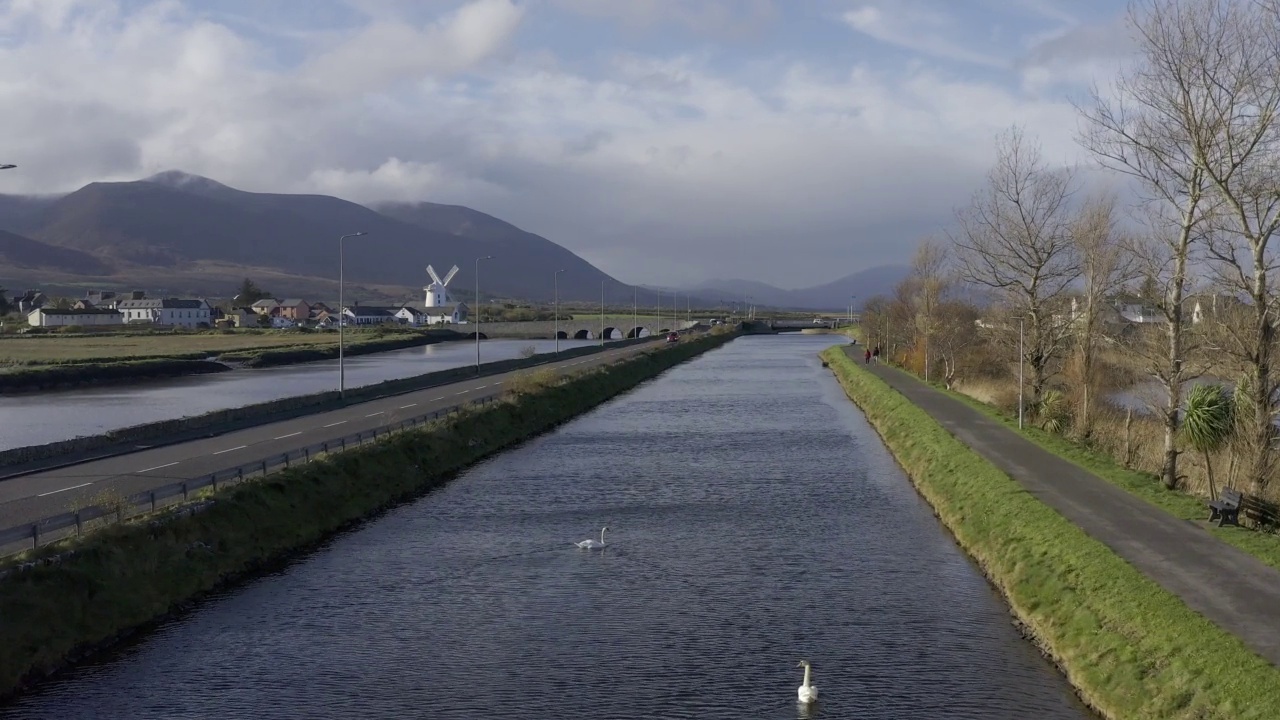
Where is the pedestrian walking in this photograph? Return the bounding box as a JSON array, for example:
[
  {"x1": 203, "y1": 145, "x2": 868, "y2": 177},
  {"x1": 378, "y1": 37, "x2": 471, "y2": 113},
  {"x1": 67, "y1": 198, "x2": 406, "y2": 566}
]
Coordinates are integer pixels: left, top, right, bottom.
[
  {"x1": 872, "y1": 346, "x2": 880, "y2": 364},
  {"x1": 865, "y1": 348, "x2": 871, "y2": 364}
]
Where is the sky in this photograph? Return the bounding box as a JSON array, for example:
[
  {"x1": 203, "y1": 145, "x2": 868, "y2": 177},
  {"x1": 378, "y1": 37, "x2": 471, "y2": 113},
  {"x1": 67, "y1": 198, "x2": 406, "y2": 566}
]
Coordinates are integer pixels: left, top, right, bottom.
[{"x1": 0, "y1": 0, "x2": 1137, "y2": 289}]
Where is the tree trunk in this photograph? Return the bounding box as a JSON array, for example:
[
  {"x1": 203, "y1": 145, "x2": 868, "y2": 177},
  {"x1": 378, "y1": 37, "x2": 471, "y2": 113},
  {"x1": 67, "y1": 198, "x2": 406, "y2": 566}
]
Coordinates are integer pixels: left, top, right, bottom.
[{"x1": 1203, "y1": 448, "x2": 1218, "y2": 502}]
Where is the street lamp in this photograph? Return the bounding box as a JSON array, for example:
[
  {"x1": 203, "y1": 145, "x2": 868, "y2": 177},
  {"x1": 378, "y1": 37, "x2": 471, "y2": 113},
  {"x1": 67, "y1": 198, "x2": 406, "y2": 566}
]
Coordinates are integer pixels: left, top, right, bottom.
[
  {"x1": 337, "y1": 231, "x2": 368, "y2": 399},
  {"x1": 633, "y1": 285, "x2": 638, "y2": 341},
  {"x1": 600, "y1": 279, "x2": 606, "y2": 346},
  {"x1": 1012, "y1": 315, "x2": 1025, "y2": 429},
  {"x1": 849, "y1": 295, "x2": 857, "y2": 327},
  {"x1": 475, "y1": 255, "x2": 494, "y2": 372},
  {"x1": 554, "y1": 269, "x2": 565, "y2": 353}
]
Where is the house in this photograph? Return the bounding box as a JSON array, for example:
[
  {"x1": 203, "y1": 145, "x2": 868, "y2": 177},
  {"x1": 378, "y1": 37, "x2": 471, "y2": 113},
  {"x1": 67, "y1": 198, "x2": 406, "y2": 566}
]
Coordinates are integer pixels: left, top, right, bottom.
[
  {"x1": 218, "y1": 307, "x2": 258, "y2": 328},
  {"x1": 269, "y1": 315, "x2": 296, "y2": 329},
  {"x1": 116, "y1": 298, "x2": 213, "y2": 328},
  {"x1": 15, "y1": 290, "x2": 46, "y2": 313},
  {"x1": 342, "y1": 305, "x2": 398, "y2": 326},
  {"x1": 423, "y1": 302, "x2": 469, "y2": 325},
  {"x1": 27, "y1": 307, "x2": 123, "y2": 327},
  {"x1": 84, "y1": 290, "x2": 118, "y2": 308},
  {"x1": 1111, "y1": 295, "x2": 1161, "y2": 324},
  {"x1": 275, "y1": 298, "x2": 310, "y2": 321},
  {"x1": 250, "y1": 298, "x2": 280, "y2": 316},
  {"x1": 394, "y1": 306, "x2": 426, "y2": 326}
]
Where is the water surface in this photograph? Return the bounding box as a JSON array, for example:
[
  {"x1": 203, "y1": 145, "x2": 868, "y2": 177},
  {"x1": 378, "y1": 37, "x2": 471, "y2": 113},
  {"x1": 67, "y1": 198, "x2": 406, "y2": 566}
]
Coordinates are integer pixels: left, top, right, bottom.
[{"x1": 0, "y1": 335, "x2": 1093, "y2": 719}]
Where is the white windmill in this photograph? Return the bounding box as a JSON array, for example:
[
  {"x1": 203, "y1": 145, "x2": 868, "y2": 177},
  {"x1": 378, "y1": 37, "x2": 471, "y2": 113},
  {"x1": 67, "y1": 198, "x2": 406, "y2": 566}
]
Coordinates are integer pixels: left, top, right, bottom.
[{"x1": 424, "y1": 264, "x2": 460, "y2": 307}]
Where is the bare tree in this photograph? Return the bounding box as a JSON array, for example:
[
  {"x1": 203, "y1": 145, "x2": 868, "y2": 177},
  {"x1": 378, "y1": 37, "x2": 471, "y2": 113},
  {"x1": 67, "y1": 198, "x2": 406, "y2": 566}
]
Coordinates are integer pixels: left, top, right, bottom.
[
  {"x1": 1070, "y1": 194, "x2": 1138, "y2": 439},
  {"x1": 909, "y1": 238, "x2": 952, "y2": 382},
  {"x1": 933, "y1": 300, "x2": 981, "y2": 389},
  {"x1": 1074, "y1": 0, "x2": 1220, "y2": 489},
  {"x1": 1189, "y1": 0, "x2": 1280, "y2": 493},
  {"x1": 951, "y1": 125, "x2": 1081, "y2": 408}
]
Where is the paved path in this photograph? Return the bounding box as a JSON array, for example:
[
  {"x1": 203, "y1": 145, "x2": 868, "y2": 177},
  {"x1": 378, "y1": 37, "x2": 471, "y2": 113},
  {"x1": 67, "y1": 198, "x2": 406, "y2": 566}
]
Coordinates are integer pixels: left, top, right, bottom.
[
  {"x1": 0, "y1": 338, "x2": 676, "y2": 534},
  {"x1": 845, "y1": 348, "x2": 1280, "y2": 667}
]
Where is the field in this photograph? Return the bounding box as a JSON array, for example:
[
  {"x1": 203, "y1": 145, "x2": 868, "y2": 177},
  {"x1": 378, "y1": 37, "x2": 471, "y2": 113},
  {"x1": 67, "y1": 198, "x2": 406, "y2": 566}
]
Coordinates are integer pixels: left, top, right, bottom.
[{"x1": 0, "y1": 331, "x2": 351, "y2": 365}]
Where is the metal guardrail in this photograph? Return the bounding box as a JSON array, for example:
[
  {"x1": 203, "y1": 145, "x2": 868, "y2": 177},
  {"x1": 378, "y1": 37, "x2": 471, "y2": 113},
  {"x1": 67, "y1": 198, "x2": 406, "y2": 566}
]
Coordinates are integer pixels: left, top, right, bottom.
[{"x1": 0, "y1": 390, "x2": 509, "y2": 558}]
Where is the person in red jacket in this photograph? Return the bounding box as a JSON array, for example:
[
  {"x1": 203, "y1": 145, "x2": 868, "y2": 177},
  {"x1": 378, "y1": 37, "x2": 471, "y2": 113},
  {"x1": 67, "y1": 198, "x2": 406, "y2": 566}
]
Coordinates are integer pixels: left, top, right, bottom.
[{"x1": 864, "y1": 348, "x2": 871, "y2": 364}]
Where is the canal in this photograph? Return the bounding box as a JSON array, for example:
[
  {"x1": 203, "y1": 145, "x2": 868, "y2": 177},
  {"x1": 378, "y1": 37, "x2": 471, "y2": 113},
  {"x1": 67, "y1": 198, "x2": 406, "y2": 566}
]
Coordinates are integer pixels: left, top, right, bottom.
[
  {"x1": 0, "y1": 338, "x2": 598, "y2": 452},
  {"x1": 0, "y1": 334, "x2": 1093, "y2": 719}
]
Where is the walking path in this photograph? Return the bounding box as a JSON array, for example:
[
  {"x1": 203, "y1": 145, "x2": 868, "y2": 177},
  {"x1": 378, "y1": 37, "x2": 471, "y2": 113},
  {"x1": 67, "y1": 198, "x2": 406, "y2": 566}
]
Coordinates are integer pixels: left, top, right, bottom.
[{"x1": 845, "y1": 347, "x2": 1280, "y2": 667}]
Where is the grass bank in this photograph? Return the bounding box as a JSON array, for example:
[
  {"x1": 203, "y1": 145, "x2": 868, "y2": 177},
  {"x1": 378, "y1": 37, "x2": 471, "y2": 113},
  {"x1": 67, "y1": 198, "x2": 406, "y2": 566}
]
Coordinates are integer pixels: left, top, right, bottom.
[
  {"x1": 0, "y1": 358, "x2": 229, "y2": 393},
  {"x1": 0, "y1": 336, "x2": 659, "y2": 471},
  {"x1": 0, "y1": 329, "x2": 737, "y2": 699},
  {"x1": 219, "y1": 329, "x2": 465, "y2": 367},
  {"x1": 820, "y1": 346, "x2": 1280, "y2": 720}
]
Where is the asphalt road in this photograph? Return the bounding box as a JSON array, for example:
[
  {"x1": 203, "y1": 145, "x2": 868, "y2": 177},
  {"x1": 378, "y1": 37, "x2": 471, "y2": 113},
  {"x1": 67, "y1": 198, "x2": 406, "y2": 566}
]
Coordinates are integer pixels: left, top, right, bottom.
[{"x1": 0, "y1": 337, "x2": 676, "y2": 532}]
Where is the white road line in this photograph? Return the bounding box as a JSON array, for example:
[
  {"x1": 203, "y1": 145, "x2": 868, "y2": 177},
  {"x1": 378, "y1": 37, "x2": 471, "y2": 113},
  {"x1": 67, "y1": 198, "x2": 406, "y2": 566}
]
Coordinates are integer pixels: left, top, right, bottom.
[
  {"x1": 454, "y1": 390, "x2": 471, "y2": 395},
  {"x1": 274, "y1": 432, "x2": 302, "y2": 440},
  {"x1": 399, "y1": 403, "x2": 417, "y2": 409},
  {"x1": 212, "y1": 445, "x2": 248, "y2": 455},
  {"x1": 476, "y1": 384, "x2": 489, "y2": 389},
  {"x1": 323, "y1": 420, "x2": 347, "y2": 428},
  {"x1": 366, "y1": 411, "x2": 384, "y2": 417},
  {"x1": 139, "y1": 461, "x2": 179, "y2": 473},
  {"x1": 38, "y1": 482, "x2": 92, "y2": 497},
  {"x1": 431, "y1": 396, "x2": 446, "y2": 401}
]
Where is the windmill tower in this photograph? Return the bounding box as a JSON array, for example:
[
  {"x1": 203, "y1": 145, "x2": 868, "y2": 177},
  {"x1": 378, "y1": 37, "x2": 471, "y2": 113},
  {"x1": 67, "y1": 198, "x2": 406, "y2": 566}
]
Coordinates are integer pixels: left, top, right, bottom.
[{"x1": 425, "y1": 264, "x2": 460, "y2": 307}]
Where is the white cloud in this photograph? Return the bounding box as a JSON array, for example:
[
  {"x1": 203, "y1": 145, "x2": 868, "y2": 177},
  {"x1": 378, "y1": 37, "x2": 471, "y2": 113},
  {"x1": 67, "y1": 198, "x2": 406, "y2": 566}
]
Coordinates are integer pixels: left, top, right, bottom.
[
  {"x1": 0, "y1": 0, "x2": 1129, "y2": 288},
  {"x1": 841, "y1": 4, "x2": 1006, "y2": 69}
]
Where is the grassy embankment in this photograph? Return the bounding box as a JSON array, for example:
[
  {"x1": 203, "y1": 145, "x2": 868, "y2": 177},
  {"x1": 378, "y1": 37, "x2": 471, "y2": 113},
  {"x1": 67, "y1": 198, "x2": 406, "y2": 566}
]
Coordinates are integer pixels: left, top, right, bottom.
[
  {"x1": 821, "y1": 346, "x2": 1280, "y2": 720},
  {"x1": 0, "y1": 328, "x2": 738, "y2": 700},
  {"x1": 0, "y1": 329, "x2": 467, "y2": 392}
]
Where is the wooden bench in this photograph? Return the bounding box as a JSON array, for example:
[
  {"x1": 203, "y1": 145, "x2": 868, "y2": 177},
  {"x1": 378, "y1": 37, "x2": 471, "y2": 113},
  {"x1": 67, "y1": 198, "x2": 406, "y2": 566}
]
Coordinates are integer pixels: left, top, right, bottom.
[
  {"x1": 1208, "y1": 487, "x2": 1243, "y2": 527},
  {"x1": 1242, "y1": 493, "x2": 1280, "y2": 530}
]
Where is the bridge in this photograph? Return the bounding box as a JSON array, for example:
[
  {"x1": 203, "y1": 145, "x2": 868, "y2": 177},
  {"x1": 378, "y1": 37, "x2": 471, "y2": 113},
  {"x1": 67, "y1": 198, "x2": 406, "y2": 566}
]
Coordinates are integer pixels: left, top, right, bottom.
[
  {"x1": 766, "y1": 316, "x2": 859, "y2": 331},
  {"x1": 473, "y1": 318, "x2": 701, "y2": 340}
]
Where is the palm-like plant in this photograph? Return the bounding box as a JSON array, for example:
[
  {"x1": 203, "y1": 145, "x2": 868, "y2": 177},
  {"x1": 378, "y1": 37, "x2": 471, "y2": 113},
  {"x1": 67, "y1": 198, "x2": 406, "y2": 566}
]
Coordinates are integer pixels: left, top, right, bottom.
[
  {"x1": 1037, "y1": 389, "x2": 1070, "y2": 435},
  {"x1": 1182, "y1": 383, "x2": 1235, "y2": 500}
]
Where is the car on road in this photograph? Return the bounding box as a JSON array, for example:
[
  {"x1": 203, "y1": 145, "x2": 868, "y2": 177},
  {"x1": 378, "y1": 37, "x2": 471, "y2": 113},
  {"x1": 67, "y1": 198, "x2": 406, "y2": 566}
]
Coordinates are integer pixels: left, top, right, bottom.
[{"x1": 666, "y1": 332, "x2": 679, "y2": 343}]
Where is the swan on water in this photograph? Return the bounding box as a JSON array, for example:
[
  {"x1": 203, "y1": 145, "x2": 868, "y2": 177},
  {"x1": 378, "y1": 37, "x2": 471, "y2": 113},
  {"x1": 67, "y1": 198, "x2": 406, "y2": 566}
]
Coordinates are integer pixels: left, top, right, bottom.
[
  {"x1": 575, "y1": 526, "x2": 608, "y2": 549},
  {"x1": 797, "y1": 660, "x2": 818, "y2": 704}
]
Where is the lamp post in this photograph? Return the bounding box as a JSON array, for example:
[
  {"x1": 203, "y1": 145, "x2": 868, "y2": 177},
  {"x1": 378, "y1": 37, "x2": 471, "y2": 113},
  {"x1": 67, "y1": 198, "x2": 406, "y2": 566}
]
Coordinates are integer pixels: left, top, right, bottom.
[
  {"x1": 475, "y1": 255, "x2": 494, "y2": 372},
  {"x1": 1012, "y1": 315, "x2": 1025, "y2": 429},
  {"x1": 554, "y1": 269, "x2": 565, "y2": 353},
  {"x1": 633, "y1": 285, "x2": 638, "y2": 341},
  {"x1": 656, "y1": 289, "x2": 662, "y2": 335},
  {"x1": 337, "y1": 231, "x2": 368, "y2": 399},
  {"x1": 600, "y1": 279, "x2": 606, "y2": 346},
  {"x1": 849, "y1": 295, "x2": 857, "y2": 327}
]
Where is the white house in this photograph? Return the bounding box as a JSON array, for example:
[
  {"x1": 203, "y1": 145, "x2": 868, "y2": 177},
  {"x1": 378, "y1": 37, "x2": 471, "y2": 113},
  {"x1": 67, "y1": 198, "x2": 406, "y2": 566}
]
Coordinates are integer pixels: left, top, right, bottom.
[
  {"x1": 1113, "y1": 298, "x2": 1161, "y2": 324},
  {"x1": 27, "y1": 307, "x2": 124, "y2": 327},
  {"x1": 342, "y1": 305, "x2": 397, "y2": 326},
  {"x1": 394, "y1": 306, "x2": 426, "y2": 326},
  {"x1": 423, "y1": 302, "x2": 468, "y2": 325},
  {"x1": 115, "y1": 298, "x2": 212, "y2": 328}
]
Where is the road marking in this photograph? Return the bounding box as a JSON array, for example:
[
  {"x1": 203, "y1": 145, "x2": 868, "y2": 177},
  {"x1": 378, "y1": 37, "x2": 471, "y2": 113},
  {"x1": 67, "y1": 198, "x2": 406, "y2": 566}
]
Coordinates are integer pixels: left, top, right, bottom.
[
  {"x1": 476, "y1": 384, "x2": 489, "y2": 389},
  {"x1": 454, "y1": 390, "x2": 471, "y2": 395},
  {"x1": 38, "y1": 482, "x2": 92, "y2": 497},
  {"x1": 212, "y1": 445, "x2": 248, "y2": 455},
  {"x1": 492, "y1": 381, "x2": 503, "y2": 385},
  {"x1": 139, "y1": 461, "x2": 179, "y2": 473},
  {"x1": 323, "y1": 420, "x2": 347, "y2": 428},
  {"x1": 431, "y1": 396, "x2": 446, "y2": 401},
  {"x1": 366, "y1": 411, "x2": 384, "y2": 417},
  {"x1": 274, "y1": 432, "x2": 302, "y2": 440},
  {"x1": 399, "y1": 403, "x2": 417, "y2": 409}
]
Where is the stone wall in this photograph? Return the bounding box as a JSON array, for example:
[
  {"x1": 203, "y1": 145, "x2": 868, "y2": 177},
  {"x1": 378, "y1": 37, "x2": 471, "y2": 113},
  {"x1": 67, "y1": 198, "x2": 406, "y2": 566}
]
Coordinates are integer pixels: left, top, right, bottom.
[{"x1": 477, "y1": 318, "x2": 699, "y2": 339}]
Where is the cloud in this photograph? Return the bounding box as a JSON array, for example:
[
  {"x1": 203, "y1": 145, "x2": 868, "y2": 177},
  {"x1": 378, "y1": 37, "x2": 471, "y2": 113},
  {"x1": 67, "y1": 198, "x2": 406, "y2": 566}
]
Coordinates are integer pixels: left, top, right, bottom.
[
  {"x1": 547, "y1": 0, "x2": 778, "y2": 39},
  {"x1": 0, "y1": 0, "x2": 1125, "y2": 289},
  {"x1": 841, "y1": 4, "x2": 1006, "y2": 69}
]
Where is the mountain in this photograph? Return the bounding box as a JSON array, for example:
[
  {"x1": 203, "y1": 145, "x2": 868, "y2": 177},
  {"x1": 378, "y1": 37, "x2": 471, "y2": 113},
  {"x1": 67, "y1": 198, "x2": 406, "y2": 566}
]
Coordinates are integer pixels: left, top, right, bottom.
[
  {"x1": 688, "y1": 265, "x2": 912, "y2": 311},
  {"x1": 0, "y1": 229, "x2": 111, "y2": 276},
  {"x1": 0, "y1": 171, "x2": 627, "y2": 303}
]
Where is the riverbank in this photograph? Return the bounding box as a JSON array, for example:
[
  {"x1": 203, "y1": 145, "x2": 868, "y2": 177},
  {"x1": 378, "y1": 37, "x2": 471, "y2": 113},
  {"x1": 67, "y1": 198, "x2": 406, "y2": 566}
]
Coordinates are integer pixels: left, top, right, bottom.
[
  {"x1": 0, "y1": 329, "x2": 470, "y2": 394},
  {"x1": 820, "y1": 346, "x2": 1280, "y2": 720},
  {"x1": 0, "y1": 335, "x2": 659, "y2": 473},
  {"x1": 0, "y1": 328, "x2": 738, "y2": 701}
]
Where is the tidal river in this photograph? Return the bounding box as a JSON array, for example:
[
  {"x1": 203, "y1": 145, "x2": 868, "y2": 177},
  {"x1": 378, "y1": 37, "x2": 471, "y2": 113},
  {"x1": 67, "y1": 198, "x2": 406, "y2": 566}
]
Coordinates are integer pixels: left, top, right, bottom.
[
  {"x1": 1, "y1": 334, "x2": 1093, "y2": 719},
  {"x1": 0, "y1": 338, "x2": 597, "y2": 451}
]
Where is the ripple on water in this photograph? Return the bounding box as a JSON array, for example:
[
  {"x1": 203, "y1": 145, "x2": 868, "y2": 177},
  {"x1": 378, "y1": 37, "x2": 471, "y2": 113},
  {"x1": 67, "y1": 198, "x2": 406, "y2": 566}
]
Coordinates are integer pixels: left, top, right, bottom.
[{"x1": 1, "y1": 335, "x2": 1093, "y2": 720}]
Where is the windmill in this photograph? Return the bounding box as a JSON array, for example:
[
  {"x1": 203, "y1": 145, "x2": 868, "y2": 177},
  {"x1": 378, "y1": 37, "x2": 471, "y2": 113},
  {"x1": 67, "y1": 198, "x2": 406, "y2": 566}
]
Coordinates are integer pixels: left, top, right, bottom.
[{"x1": 424, "y1": 264, "x2": 460, "y2": 307}]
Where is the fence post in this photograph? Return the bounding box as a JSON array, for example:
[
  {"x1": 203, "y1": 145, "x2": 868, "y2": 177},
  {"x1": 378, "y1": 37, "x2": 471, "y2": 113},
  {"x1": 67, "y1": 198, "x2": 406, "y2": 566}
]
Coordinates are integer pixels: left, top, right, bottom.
[
  {"x1": 182, "y1": 482, "x2": 189, "y2": 501},
  {"x1": 75, "y1": 512, "x2": 82, "y2": 536},
  {"x1": 284, "y1": 453, "x2": 290, "y2": 469},
  {"x1": 151, "y1": 492, "x2": 157, "y2": 512},
  {"x1": 32, "y1": 524, "x2": 38, "y2": 550},
  {"x1": 305, "y1": 448, "x2": 310, "y2": 463},
  {"x1": 261, "y1": 460, "x2": 267, "y2": 475},
  {"x1": 237, "y1": 467, "x2": 244, "y2": 483},
  {"x1": 213, "y1": 472, "x2": 219, "y2": 491}
]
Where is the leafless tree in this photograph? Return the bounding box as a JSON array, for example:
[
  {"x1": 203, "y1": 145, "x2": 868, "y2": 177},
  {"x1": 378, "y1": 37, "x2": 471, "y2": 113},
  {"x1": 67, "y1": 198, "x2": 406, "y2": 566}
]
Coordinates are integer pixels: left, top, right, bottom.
[
  {"x1": 933, "y1": 300, "x2": 981, "y2": 389},
  {"x1": 1070, "y1": 194, "x2": 1139, "y2": 439},
  {"x1": 1188, "y1": 0, "x2": 1280, "y2": 493},
  {"x1": 950, "y1": 125, "x2": 1081, "y2": 408},
  {"x1": 908, "y1": 238, "x2": 952, "y2": 382},
  {"x1": 1074, "y1": 0, "x2": 1222, "y2": 488}
]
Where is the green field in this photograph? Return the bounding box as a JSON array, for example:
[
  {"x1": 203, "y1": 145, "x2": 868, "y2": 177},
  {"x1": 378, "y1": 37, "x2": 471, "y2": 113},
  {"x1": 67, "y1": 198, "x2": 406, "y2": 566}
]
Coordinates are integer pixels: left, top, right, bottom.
[{"x1": 822, "y1": 346, "x2": 1280, "y2": 719}]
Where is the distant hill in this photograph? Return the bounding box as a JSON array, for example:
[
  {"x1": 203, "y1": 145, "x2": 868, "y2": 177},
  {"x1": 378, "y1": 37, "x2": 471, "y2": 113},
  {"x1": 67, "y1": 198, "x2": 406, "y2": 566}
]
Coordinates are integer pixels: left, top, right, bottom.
[
  {"x1": 687, "y1": 265, "x2": 912, "y2": 311},
  {"x1": 0, "y1": 171, "x2": 632, "y2": 303}
]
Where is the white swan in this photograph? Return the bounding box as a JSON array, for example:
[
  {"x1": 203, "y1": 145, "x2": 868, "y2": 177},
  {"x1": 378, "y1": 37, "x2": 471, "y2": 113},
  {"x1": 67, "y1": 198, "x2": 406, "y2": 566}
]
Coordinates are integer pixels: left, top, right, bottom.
[
  {"x1": 797, "y1": 660, "x2": 818, "y2": 704},
  {"x1": 575, "y1": 526, "x2": 608, "y2": 549}
]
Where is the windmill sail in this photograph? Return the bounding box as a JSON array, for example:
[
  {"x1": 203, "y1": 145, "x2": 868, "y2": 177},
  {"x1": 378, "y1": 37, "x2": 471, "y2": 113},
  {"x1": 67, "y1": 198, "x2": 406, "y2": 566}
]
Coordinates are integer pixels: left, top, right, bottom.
[{"x1": 441, "y1": 265, "x2": 460, "y2": 286}]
